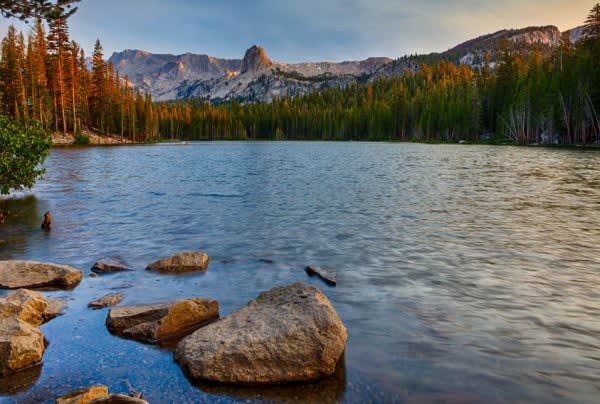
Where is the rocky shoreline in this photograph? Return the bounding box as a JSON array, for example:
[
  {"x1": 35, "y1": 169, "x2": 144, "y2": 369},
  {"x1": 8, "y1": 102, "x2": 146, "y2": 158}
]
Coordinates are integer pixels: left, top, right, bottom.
[
  {"x1": 51, "y1": 131, "x2": 134, "y2": 146},
  {"x1": 0, "y1": 252, "x2": 346, "y2": 402}
]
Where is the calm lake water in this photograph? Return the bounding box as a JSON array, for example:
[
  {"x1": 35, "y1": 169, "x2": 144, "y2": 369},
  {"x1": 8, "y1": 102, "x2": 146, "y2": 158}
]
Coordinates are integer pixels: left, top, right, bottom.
[{"x1": 1, "y1": 142, "x2": 600, "y2": 403}]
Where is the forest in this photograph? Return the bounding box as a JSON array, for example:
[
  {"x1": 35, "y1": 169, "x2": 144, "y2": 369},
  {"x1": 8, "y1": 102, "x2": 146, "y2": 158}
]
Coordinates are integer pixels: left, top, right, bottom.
[
  {"x1": 0, "y1": 18, "x2": 159, "y2": 143},
  {"x1": 1, "y1": 4, "x2": 599, "y2": 145},
  {"x1": 156, "y1": 31, "x2": 600, "y2": 145}
]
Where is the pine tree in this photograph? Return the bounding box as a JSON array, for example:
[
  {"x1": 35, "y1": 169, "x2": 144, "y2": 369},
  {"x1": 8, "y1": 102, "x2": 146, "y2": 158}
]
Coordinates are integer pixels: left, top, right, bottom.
[
  {"x1": 47, "y1": 17, "x2": 69, "y2": 134},
  {"x1": 584, "y1": 3, "x2": 600, "y2": 38},
  {"x1": 90, "y1": 39, "x2": 106, "y2": 133}
]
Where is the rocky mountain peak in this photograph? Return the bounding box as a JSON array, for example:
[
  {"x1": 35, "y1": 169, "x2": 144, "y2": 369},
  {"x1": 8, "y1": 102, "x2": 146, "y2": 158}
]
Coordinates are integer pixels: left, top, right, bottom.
[{"x1": 240, "y1": 45, "x2": 273, "y2": 74}]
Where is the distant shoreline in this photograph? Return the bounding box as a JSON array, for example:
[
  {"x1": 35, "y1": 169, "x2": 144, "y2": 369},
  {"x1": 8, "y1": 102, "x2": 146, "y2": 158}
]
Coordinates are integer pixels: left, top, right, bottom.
[{"x1": 51, "y1": 137, "x2": 600, "y2": 150}]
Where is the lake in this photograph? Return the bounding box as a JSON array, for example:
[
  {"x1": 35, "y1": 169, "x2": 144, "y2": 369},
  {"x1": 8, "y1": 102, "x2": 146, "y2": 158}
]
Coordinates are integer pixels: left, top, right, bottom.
[{"x1": 1, "y1": 142, "x2": 600, "y2": 403}]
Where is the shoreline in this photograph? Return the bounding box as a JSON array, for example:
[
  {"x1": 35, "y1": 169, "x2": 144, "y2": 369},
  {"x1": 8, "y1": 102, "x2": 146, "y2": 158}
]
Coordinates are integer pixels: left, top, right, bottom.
[
  {"x1": 51, "y1": 131, "x2": 136, "y2": 146},
  {"x1": 49, "y1": 133, "x2": 600, "y2": 150}
]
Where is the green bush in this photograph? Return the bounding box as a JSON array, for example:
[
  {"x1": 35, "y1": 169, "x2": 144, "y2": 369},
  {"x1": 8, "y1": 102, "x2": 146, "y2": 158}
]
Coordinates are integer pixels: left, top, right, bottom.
[
  {"x1": 0, "y1": 116, "x2": 51, "y2": 195},
  {"x1": 73, "y1": 130, "x2": 91, "y2": 145}
]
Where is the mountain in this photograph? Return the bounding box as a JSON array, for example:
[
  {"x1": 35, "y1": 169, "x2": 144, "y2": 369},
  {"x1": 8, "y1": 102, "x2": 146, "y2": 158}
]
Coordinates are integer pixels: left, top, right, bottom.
[
  {"x1": 374, "y1": 25, "x2": 565, "y2": 78},
  {"x1": 110, "y1": 49, "x2": 242, "y2": 100},
  {"x1": 444, "y1": 25, "x2": 561, "y2": 66},
  {"x1": 109, "y1": 46, "x2": 391, "y2": 102},
  {"x1": 109, "y1": 25, "x2": 580, "y2": 103},
  {"x1": 566, "y1": 25, "x2": 586, "y2": 44}
]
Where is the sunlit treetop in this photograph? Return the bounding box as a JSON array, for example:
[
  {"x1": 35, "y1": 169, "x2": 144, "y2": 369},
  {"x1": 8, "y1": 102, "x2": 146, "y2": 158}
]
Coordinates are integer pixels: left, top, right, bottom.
[
  {"x1": 0, "y1": 0, "x2": 80, "y2": 21},
  {"x1": 583, "y1": 3, "x2": 600, "y2": 38}
]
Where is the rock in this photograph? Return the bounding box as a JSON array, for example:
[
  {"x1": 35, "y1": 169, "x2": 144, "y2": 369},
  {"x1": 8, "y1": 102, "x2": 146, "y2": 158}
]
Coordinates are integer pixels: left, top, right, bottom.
[
  {"x1": 0, "y1": 318, "x2": 46, "y2": 376},
  {"x1": 0, "y1": 289, "x2": 48, "y2": 326},
  {"x1": 305, "y1": 265, "x2": 337, "y2": 286},
  {"x1": 41, "y1": 211, "x2": 52, "y2": 230},
  {"x1": 88, "y1": 293, "x2": 124, "y2": 310},
  {"x1": 0, "y1": 289, "x2": 63, "y2": 326},
  {"x1": 46, "y1": 297, "x2": 65, "y2": 315},
  {"x1": 56, "y1": 385, "x2": 110, "y2": 404},
  {"x1": 106, "y1": 298, "x2": 218, "y2": 343},
  {"x1": 89, "y1": 394, "x2": 148, "y2": 404},
  {"x1": 43, "y1": 299, "x2": 65, "y2": 322},
  {"x1": 56, "y1": 387, "x2": 149, "y2": 404},
  {"x1": 175, "y1": 282, "x2": 347, "y2": 384},
  {"x1": 89, "y1": 272, "x2": 98, "y2": 278},
  {"x1": 0, "y1": 260, "x2": 82, "y2": 290},
  {"x1": 155, "y1": 299, "x2": 219, "y2": 340},
  {"x1": 146, "y1": 252, "x2": 210, "y2": 274},
  {"x1": 91, "y1": 257, "x2": 130, "y2": 273},
  {"x1": 106, "y1": 303, "x2": 170, "y2": 332},
  {"x1": 0, "y1": 290, "x2": 63, "y2": 376}
]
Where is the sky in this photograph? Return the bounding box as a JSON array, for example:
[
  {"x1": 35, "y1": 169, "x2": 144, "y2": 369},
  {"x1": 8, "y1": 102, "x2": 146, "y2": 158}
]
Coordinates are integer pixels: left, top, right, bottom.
[{"x1": 0, "y1": 0, "x2": 594, "y2": 62}]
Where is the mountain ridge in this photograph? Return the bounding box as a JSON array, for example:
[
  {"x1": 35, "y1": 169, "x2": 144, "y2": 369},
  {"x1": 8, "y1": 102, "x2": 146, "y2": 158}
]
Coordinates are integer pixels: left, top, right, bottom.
[{"x1": 109, "y1": 24, "x2": 584, "y2": 103}]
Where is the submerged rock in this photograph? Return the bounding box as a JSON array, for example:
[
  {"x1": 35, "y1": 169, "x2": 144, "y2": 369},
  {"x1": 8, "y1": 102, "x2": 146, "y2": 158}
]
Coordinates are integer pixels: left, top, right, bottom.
[
  {"x1": 175, "y1": 282, "x2": 347, "y2": 384},
  {"x1": 106, "y1": 298, "x2": 219, "y2": 343},
  {"x1": 0, "y1": 363, "x2": 41, "y2": 394},
  {"x1": 146, "y1": 252, "x2": 209, "y2": 274},
  {"x1": 88, "y1": 293, "x2": 124, "y2": 310},
  {"x1": 305, "y1": 265, "x2": 337, "y2": 286},
  {"x1": 91, "y1": 257, "x2": 131, "y2": 273},
  {"x1": 0, "y1": 261, "x2": 82, "y2": 290},
  {"x1": 56, "y1": 385, "x2": 110, "y2": 404}
]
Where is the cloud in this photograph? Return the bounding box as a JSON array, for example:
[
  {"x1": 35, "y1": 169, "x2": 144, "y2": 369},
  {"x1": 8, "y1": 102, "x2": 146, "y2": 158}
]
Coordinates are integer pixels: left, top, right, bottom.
[{"x1": 0, "y1": 0, "x2": 593, "y2": 61}]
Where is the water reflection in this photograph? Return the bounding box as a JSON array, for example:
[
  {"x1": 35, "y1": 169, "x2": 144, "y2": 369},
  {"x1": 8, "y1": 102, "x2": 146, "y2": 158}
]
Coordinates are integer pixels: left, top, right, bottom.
[
  {"x1": 0, "y1": 365, "x2": 41, "y2": 395},
  {"x1": 0, "y1": 195, "x2": 45, "y2": 259},
  {"x1": 193, "y1": 356, "x2": 346, "y2": 403}
]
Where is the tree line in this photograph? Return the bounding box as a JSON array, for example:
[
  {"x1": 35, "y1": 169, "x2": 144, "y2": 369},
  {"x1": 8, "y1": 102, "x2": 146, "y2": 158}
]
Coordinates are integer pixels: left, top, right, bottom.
[
  {"x1": 1, "y1": 4, "x2": 599, "y2": 146},
  {"x1": 155, "y1": 6, "x2": 600, "y2": 145},
  {"x1": 0, "y1": 18, "x2": 159, "y2": 143}
]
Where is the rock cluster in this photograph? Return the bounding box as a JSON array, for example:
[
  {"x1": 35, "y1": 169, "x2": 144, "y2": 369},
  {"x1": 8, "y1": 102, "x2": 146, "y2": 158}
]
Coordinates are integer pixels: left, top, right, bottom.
[
  {"x1": 0, "y1": 251, "x2": 348, "y2": 396},
  {"x1": 0, "y1": 289, "x2": 64, "y2": 375},
  {"x1": 175, "y1": 282, "x2": 347, "y2": 384},
  {"x1": 0, "y1": 261, "x2": 82, "y2": 290},
  {"x1": 106, "y1": 298, "x2": 219, "y2": 343}
]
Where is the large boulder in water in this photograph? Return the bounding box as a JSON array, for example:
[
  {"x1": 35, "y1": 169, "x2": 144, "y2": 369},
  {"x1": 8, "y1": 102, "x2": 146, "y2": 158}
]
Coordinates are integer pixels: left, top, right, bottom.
[
  {"x1": 0, "y1": 261, "x2": 82, "y2": 290},
  {"x1": 145, "y1": 252, "x2": 209, "y2": 274},
  {"x1": 0, "y1": 318, "x2": 46, "y2": 376},
  {"x1": 106, "y1": 298, "x2": 219, "y2": 343},
  {"x1": 175, "y1": 282, "x2": 347, "y2": 384}
]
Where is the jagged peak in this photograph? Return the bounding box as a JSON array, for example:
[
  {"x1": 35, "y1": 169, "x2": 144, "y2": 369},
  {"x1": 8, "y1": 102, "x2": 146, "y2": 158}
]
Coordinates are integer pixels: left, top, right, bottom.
[{"x1": 240, "y1": 45, "x2": 273, "y2": 74}]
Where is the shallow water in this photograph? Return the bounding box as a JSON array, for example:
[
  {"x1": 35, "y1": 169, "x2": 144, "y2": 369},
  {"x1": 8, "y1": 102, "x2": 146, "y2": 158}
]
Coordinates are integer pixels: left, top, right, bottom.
[{"x1": 1, "y1": 142, "x2": 600, "y2": 403}]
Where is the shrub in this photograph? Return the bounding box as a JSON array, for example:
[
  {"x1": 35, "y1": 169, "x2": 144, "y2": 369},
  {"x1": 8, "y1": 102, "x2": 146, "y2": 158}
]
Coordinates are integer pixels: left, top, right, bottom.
[{"x1": 0, "y1": 116, "x2": 51, "y2": 195}]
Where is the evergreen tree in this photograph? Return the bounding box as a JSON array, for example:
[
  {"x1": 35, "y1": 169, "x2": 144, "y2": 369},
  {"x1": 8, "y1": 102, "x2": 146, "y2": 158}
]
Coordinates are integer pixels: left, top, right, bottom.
[{"x1": 583, "y1": 3, "x2": 600, "y2": 38}]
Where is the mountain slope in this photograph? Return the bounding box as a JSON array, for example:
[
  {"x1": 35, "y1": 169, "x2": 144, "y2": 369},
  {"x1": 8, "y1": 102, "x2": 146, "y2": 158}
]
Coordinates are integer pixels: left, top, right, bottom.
[
  {"x1": 110, "y1": 25, "x2": 579, "y2": 103},
  {"x1": 110, "y1": 45, "x2": 391, "y2": 102}
]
